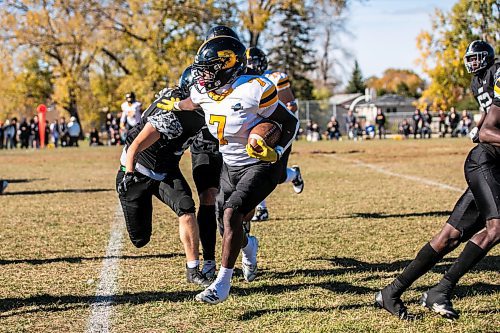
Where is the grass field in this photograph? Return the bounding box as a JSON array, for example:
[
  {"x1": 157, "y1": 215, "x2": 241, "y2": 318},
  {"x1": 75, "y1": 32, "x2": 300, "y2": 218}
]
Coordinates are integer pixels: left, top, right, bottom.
[{"x1": 0, "y1": 139, "x2": 499, "y2": 332}]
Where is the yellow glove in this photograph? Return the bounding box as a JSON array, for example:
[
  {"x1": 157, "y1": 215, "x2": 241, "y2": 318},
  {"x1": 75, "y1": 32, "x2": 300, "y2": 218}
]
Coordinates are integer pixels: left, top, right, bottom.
[
  {"x1": 157, "y1": 97, "x2": 180, "y2": 111},
  {"x1": 246, "y1": 139, "x2": 283, "y2": 163}
]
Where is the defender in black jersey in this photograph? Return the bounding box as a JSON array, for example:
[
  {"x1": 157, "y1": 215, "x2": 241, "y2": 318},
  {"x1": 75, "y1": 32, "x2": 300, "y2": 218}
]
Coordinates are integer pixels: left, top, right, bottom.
[
  {"x1": 116, "y1": 81, "x2": 210, "y2": 287},
  {"x1": 178, "y1": 66, "x2": 223, "y2": 279},
  {"x1": 376, "y1": 40, "x2": 500, "y2": 320}
]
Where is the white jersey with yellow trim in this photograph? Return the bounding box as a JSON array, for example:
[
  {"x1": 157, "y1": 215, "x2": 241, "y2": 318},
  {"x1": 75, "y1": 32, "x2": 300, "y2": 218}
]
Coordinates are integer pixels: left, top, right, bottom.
[
  {"x1": 264, "y1": 70, "x2": 291, "y2": 91},
  {"x1": 190, "y1": 74, "x2": 279, "y2": 166}
]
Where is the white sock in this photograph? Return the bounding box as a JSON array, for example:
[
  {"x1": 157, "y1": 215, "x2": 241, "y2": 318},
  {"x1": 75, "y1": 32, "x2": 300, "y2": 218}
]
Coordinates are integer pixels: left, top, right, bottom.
[
  {"x1": 186, "y1": 259, "x2": 199, "y2": 269},
  {"x1": 241, "y1": 236, "x2": 257, "y2": 265},
  {"x1": 257, "y1": 199, "x2": 267, "y2": 209},
  {"x1": 202, "y1": 260, "x2": 216, "y2": 274},
  {"x1": 210, "y1": 266, "x2": 233, "y2": 298},
  {"x1": 285, "y1": 167, "x2": 297, "y2": 183}
]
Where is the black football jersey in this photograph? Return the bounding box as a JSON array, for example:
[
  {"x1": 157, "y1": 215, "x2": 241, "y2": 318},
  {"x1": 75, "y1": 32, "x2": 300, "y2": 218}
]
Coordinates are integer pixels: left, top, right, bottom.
[
  {"x1": 125, "y1": 96, "x2": 205, "y2": 173},
  {"x1": 190, "y1": 127, "x2": 219, "y2": 154},
  {"x1": 470, "y1": 61, "x2": 500, "y2": 113}
]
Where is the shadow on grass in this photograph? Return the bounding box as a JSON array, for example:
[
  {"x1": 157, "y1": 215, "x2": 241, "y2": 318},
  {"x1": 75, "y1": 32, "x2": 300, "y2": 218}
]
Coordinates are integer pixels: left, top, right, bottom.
[
  {"x1": 3, "y1": 188, "x2": 112, "y2": 196},
  {"x1": 346, "y1": 210, "x2": 452, "y2": 219},
  {"x1": 264, "y1": 256, "x2": 499, "y2": 280},
  {"x1": 4, "y1": 178, "x2": 48, "y2": 184},
  {"x1": 232, "y1": 280, "x2": 374, "y2": 298},
  {"x1": 0, "y1": 290, "x2": 198, "y2": 318},
  {"x1": 0, "y1": 253, "x2": 183, "y2": 266},
  {"x1": 239, "y1": 303, "x2": 367, "y2": 321}
]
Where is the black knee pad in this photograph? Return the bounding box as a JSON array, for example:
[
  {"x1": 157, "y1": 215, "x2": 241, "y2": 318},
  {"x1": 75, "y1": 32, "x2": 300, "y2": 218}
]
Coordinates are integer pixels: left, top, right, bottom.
[
  {"x1": 222, "y1": 196, "x2": 243, "y2": 213},
  {"x1": 176, "y1": 196, "x2": 196, "y2": 216}
]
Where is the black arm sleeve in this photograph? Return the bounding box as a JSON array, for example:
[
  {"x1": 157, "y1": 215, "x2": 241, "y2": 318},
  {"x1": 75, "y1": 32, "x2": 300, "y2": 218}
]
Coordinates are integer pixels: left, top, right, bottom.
[{"x1": 266, "y1": 101, "x2": 299, "y2": 151}]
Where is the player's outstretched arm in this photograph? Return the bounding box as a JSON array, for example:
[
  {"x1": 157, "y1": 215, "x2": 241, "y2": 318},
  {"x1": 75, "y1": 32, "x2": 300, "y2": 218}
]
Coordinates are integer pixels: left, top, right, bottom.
[
  {"x1": 125, "y1": 123, "x2": 160, "y2": 172},
  {"x1": 479, "y1": 104, "x2": 500, "y2": 146}
]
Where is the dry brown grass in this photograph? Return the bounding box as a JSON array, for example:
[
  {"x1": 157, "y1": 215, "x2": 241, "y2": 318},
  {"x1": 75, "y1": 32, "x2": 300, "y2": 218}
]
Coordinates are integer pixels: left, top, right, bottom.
[{"x1": 0, "y1": 139, "x2": 498, "y2": 332}]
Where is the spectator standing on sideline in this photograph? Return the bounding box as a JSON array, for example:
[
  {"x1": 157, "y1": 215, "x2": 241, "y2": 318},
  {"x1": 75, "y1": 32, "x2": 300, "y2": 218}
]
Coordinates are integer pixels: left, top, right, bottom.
[
  {"x1": 412, "y1": 109, "x2": 422, "y2": 139},
  {"x1": 10, "y1": 118, "x2": 18, "y2": 148},
  {"x1": 59, "y1": 117, "x2": 68, "y2": 147},
  {"x1": 448, "y1": 107, "x2": 460, "y2": 137},
  {"x1": 50, "y1": 120, "x2": 59, "y2": 147},
  {"x1": 345, "y1": 110, "x2": 356, "y2": 139},
  {"x1": 120, "y1": 92, "x2": 142, "y2": 135},
  {"x1": 89, "y1": 127, "x2": 101, "y2": 146},
  {"x1": 438, "y1": 109, "x2": 448, "y2": 137},
  {"x1": 4, "y1": 119, "x2": 16, "y2": 149},
  {"x1": 375, "y1": 109, "x2": 386, "y2": 139},
  {"x1": 421, "y1": 109, "x2": 433, "y2": 139},
  {"x1": 67, "y1": 116, "x2": 81, "y2": 147},
  {"x1": 19, "y1": 118, "x2": 30, "y2": 148},
  {"x1": 44, "y1": 120, "x2": 50, "y2": 147},
  {"x1": 105, "y1": 112, "x2": 115, "y2": 145},
  {"x1": 32, "y1": 116, "x2": 40, "y2": 148}
]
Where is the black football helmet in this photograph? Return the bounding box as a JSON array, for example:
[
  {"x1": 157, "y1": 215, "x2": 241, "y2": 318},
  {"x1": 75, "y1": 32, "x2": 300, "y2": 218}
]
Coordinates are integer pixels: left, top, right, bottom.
[
  {"x1": 178, "y1": 65, "x2": 195, "y2": 98},
  {"x1": 192, "y1": 36, "x2": 246, "y2": 93},
  {"x1": 205, "y1": 25, "x2": 240, "y2": 41},
  {"x1": 464, "y1": 40, "x2": 495, "y2": 74},
  {"x1": 125, "y1": 92, "x2": 136, "y2": 102},
  {"x1": 246, "y1": 47, "x2": 268, "y2": 75}
]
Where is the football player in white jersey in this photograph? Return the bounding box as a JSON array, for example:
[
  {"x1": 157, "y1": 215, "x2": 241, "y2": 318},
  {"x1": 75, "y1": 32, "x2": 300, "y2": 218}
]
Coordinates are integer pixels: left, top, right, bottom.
[
  {"x1": 161, "y1": 36, "x2": 299, "y2": 304},
  {"x1": 246, "y1": 47, "x2": 304, "y2": 222},
  {"x1": 120, "y1": 92, "x2": 143, "y2": 130}
]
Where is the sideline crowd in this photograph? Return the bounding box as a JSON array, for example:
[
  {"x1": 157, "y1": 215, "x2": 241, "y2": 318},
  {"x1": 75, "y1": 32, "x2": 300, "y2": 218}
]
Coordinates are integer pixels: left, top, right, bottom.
[{"x1": 301, "y1": 107, "x2": 476, "y2": 142}]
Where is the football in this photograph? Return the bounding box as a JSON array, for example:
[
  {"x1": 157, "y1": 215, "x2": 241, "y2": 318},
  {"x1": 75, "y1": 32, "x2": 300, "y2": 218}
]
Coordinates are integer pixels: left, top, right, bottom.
[{"x1": 248, "y1": 120, "x2": 282, "y2": 153}]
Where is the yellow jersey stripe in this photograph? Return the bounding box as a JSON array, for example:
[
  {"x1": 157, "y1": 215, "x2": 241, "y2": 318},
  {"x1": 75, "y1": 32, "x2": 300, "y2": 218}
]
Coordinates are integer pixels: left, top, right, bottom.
[
  {"x1": 494, "y1": 83, "x2": 500, "y2": 96},
  {"x1": 259, "y1": 95, "x2": 278, "y2": 108},
  {"x1": 260, "y1": 85, "x2": 277, "y2": 101}
]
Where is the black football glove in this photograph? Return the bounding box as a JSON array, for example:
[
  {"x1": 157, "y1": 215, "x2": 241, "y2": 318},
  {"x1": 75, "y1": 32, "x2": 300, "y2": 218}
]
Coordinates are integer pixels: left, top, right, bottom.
[{"x1": 118, "y1": 172, "x2": 138, "y2": 195}]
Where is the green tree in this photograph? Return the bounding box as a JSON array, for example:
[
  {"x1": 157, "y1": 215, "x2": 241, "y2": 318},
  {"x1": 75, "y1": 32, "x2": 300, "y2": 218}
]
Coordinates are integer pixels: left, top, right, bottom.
[
  {"x1": 345, "y1": 60, "x2": 365, "y2": 94},
  {"x1": 416, "y1": 0, "x2": 499, "y2": 110},
  {"x1": 268, "y1": 2, "x2": 316, "y2": 100}
]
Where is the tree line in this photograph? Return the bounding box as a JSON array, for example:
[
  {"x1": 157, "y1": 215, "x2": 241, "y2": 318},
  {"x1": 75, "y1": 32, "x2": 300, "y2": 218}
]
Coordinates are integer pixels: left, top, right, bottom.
[{"x1": 0, "y1": 0, "x2": 349, "y2": 127}]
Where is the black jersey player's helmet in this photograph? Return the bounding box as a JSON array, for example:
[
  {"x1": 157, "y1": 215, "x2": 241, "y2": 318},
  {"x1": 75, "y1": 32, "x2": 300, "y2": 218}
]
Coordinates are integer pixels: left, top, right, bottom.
[
  {"x1": 464, "y1": 40, "x2": 495, "y2": 74},
  {"x1": 125, "y1": 92, "x2": 136, "y2": 103},
  {"x1": 178, "y1": 65, "x2": 195, "y2": 98},
  {"x1": 245, "y1": 47, "x2": 268, "y2": 75},
  {"x1": 192, "y1": 36, "x2": 246, "y2": 93},
  {"x1": 205, "y1": 25, "x2": 240, "y2": 41}
]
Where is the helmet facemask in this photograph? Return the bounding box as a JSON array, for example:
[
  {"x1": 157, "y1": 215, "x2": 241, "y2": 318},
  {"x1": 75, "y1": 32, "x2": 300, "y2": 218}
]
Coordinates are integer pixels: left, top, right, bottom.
[
  {"x1": 193, "y1": 55, "x2": 244, "y2": 93},
  {"x1": 464, "y1": 51, "x2": 489, "y2": 74}
]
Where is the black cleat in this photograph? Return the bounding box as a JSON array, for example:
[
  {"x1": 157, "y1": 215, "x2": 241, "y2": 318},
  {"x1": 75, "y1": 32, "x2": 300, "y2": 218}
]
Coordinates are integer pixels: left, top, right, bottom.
[
  {"x1": 420, "y1": 289, "x2": 459, "y2": 320},
  {"x1": 186, "y1": 266, "x2": 211, "y2": 288},
  {"x1": 375, "y1": 288, "x2": 412, "y2": 320}
]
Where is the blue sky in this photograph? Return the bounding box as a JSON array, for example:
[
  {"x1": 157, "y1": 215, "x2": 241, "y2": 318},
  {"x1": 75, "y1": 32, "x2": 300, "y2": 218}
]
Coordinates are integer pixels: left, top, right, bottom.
[{"x1": 344, "y1": 0, "x2": 457, "y2": 79}]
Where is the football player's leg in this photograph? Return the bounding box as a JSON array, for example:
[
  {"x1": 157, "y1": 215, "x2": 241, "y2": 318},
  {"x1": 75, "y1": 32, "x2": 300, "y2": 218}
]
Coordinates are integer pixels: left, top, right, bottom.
[
  {"x1": 197, "y1": 163, "x2": 236, "y2": 303},
  {"x1": 278, "y1": 147, "x2": 304, "y2": 193},
  {"x1": 157, "y1": 169, "x2": 209, "y2": 287},
  {"x1": 376, "y1": 188, "x2": 483, "y2": 319},
  {"x1": 116, "y1": 170, "x2": 154, "y2": 248},
  {"x1": 235, "y1": 163, "x2": 280, "y2": 282},
  {"x1": 421, "y1": 146, "x2": 500, "y2": 319},
  {"x1": 192, "y1": 152, "x2": 222, "y2": 279}
]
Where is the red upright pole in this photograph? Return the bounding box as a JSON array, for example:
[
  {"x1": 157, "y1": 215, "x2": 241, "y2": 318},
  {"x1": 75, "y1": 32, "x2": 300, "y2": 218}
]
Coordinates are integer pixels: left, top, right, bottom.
[{"x1": 37, "y1": 104, "x2": 47, "y2": 148}]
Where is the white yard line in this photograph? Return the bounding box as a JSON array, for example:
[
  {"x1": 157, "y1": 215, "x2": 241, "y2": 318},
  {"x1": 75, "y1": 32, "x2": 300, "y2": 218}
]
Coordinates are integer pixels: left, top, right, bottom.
[
  {"x1": 330, "y1": 155, "x2": 464, "y2": 193},
  {"x1": 86, "y1": 203, "x2": 125, "y2": 333}
]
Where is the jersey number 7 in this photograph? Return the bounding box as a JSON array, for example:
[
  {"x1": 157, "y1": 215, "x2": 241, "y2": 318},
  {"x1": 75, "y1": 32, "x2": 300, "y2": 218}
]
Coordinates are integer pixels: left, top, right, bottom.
[{"x1": 209, "y1": 114, "x2": 228, "y2": 145}]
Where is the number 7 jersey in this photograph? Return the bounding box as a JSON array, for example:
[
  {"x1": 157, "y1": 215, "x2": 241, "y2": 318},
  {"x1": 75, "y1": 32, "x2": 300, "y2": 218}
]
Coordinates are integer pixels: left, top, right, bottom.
[{"x1": 190, "y1": 75, "x2": 279, "y2": 166}]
